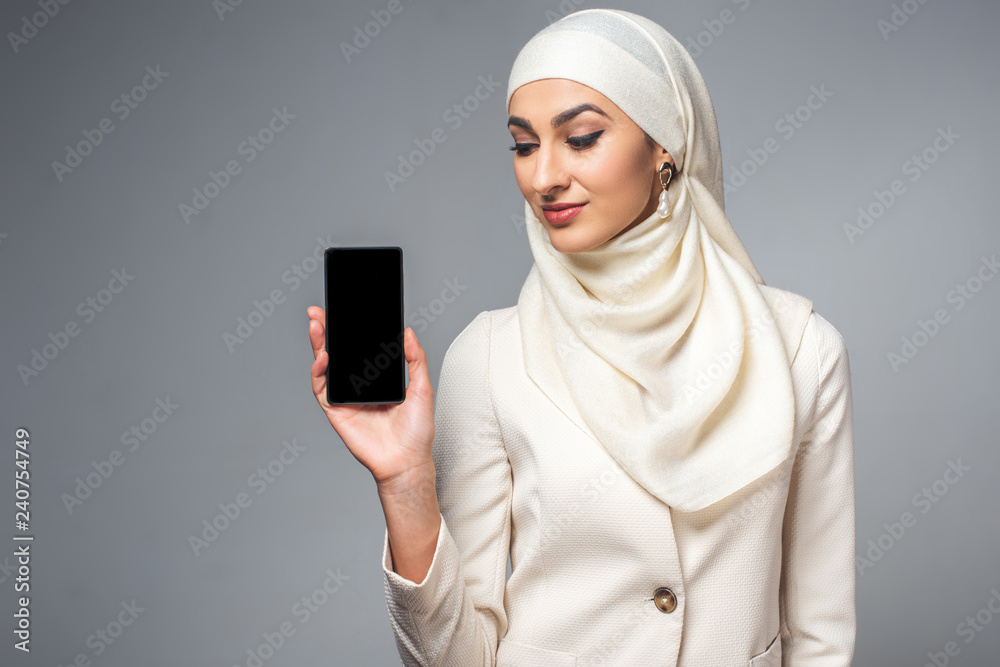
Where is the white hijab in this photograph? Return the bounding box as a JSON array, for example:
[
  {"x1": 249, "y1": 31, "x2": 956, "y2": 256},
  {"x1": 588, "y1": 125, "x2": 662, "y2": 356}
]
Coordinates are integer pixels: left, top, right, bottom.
[{"x1": 508, "y1": 8, "x2": 814, "y2": 512}]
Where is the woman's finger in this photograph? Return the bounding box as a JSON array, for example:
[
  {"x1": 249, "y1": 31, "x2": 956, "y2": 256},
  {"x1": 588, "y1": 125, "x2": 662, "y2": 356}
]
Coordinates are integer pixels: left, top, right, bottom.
[
  {"x1": 307, "y1": 311, "x2": 329, "y2": 404},
  {"x1": 307, "y1": 306, "x2": 326, "y2": 360},
  {"x1": 403, "y1": 327, "x2": 433, "y2": 405}
]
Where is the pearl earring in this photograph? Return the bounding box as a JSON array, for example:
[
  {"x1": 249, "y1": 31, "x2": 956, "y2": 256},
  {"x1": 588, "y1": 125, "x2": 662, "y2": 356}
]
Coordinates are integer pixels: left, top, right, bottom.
[{"x1": 657, "y1": 161, "x2": 675, "y2": 219}]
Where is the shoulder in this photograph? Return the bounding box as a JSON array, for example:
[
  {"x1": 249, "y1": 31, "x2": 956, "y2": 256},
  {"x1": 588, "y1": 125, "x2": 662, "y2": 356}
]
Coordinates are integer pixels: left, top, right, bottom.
[
  {"x1": 440, "y1": 306, "x2": 518, "y2": 367},
  {"x1": 803, "y1": 309, "x2": 851, "y2": 383},
  {"x1": 757, "y1": 282, "x2": 849, "y2": 375},
  {"x1": 799, "y1": 309, "x2": 854, "y2": 435},
  {"x1": 440, "y1": 311, "x2": 490, "y2": 371}
]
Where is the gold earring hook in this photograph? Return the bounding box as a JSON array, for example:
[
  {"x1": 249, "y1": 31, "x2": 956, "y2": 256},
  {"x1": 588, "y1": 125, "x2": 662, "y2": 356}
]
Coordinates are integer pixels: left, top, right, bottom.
[{"x1": 658, "y1": 162, "x2": 674, "y2": 190}]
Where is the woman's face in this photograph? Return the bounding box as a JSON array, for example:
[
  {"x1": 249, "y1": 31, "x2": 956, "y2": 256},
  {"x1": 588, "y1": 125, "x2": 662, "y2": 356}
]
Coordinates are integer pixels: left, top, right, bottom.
[{"x1": 508, "y1": 78, "x2": 674, "y2": 254}]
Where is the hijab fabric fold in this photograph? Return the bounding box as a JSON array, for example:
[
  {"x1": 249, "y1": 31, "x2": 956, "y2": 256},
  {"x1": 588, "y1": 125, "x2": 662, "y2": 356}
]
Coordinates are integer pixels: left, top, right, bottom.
[{"x1": 508, "y1": 8, "x2": 814, "y2": 512}]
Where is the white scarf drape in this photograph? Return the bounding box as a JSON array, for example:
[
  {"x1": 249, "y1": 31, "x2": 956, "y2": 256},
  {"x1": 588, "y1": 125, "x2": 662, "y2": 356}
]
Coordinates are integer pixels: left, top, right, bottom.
[{"x1": 509, "y1": 9, "x2": 814, "y2": 512}]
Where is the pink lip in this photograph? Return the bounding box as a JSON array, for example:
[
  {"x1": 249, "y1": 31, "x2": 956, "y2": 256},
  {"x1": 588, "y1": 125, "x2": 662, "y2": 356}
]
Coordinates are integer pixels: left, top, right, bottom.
[{"x1": 542, "y1": 204, "x2": 586, "y2": 225}]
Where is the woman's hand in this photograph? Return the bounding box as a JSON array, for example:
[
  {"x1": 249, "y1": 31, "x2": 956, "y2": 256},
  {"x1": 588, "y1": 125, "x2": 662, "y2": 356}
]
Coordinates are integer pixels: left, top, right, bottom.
[{"x1": 307, "y1": 306, "x2": 435, "y2": 487}]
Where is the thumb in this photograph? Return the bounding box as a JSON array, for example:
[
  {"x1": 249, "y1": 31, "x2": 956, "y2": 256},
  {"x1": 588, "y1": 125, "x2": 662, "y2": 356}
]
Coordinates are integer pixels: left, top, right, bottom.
[{"x1": 403, "y1": 327, "x2": 432, "y2": 403}]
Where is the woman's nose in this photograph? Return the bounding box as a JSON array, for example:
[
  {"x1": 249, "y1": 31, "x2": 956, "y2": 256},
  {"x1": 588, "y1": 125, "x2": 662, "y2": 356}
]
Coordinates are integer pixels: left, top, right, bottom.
[{"x1": 531, "y1": 142, "x2": 570, "y2": 196}]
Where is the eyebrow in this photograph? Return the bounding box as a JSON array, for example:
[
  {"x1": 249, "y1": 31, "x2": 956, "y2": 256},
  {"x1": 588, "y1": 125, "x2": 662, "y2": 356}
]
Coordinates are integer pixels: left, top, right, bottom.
[{"x1": 507, "y1": 102, "x2": 610, "y2": 132}]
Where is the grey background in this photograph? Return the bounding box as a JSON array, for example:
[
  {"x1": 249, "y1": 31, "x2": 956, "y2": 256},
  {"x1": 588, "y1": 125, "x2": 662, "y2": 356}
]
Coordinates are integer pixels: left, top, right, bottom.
[{"x1": 1, "y1": 0, "x2": 998, "y2": 665}]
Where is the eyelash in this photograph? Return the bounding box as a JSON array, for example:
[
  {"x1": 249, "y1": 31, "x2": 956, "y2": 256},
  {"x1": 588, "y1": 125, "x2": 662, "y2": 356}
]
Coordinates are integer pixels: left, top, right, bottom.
[{"x1": 509, "y1": 130, "x2": 605, "y2": 156}]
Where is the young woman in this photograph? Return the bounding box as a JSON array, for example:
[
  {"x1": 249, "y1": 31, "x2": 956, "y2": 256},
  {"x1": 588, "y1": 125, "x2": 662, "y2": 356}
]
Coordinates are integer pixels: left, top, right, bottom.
[{"x1": 307, "y1": 8, "x2": 855, "y2": 666}]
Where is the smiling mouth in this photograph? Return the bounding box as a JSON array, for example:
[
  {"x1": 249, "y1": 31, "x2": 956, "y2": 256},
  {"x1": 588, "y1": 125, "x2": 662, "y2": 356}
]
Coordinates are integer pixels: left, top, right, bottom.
[
  {"x1": 541, "y1": 202, "x2": 586, "y2": 211},
  {"x1": 541, "y1": 203, "x2": 586, "y2": 224}
]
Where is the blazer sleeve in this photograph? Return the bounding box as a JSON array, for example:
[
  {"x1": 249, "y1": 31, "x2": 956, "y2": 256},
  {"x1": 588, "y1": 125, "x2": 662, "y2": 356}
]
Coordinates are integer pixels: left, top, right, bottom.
[
  {"x1": 779, "y1": 312, "x2": 857, "y2": 665},
  {"x1": 381, "y1": 310, "x2": 512, "y2": 666}
]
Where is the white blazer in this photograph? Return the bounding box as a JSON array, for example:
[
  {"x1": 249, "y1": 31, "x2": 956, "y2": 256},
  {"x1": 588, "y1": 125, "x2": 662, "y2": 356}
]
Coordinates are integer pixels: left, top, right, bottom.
[{"x1": 381, "y1": 304, "x2": 856, "y2": 666}]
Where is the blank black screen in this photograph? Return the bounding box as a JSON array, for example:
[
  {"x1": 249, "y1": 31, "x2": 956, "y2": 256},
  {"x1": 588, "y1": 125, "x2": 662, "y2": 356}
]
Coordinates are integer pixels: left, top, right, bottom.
[{"x1": 325, "y1": 247, "x2": 404, "y2": 404}]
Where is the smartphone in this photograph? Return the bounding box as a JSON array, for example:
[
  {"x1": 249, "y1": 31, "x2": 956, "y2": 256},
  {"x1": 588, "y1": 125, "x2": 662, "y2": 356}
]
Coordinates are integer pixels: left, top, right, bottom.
[{"x1": 324, "y1": 246, "x2": 405, "y2": 405}]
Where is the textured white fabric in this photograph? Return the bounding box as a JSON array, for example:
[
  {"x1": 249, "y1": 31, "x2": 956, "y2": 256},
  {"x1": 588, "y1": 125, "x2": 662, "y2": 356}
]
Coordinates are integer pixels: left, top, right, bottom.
[
  {"x1": 507, "y1": 8, "x2": 814, "y2": 512},
  {"x1": 382, "y1": 307, "x2": 856, "y2": 665}
]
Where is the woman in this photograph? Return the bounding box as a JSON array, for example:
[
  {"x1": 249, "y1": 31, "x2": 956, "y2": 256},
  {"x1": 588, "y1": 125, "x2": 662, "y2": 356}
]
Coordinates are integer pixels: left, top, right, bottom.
[{"x1": 307, "y1": 8, "x2": 855, "y2": 665}]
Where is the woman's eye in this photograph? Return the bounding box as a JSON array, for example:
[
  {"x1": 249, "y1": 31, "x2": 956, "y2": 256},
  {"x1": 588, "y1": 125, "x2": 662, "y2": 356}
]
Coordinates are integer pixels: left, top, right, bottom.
[
  {"x1": 566, "y1": 129, "x2": 604, "y2": 149},
  {"x1": 509, "y1": 130, "x2": 605, "y2": 157},
  {"x1": 509, "y1": 142, "x2": 536, "y2": 156}
]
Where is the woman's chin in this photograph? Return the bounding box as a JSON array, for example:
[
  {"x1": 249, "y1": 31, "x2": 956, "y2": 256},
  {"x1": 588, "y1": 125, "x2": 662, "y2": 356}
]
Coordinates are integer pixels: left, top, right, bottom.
[{"x1": 547, "y1": 227, "x2": 608, "y2": 254}]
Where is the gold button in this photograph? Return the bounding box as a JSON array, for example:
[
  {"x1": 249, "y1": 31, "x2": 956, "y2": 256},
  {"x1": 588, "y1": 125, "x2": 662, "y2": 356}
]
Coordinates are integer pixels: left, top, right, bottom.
[{"x1": 653, "y1": 587, "x2": 677, "y2": 613}]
